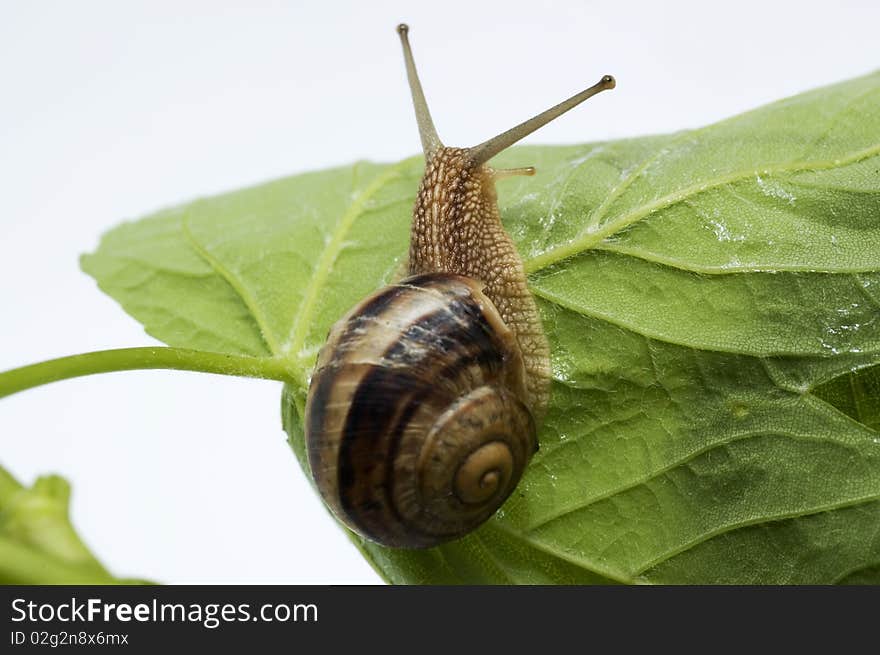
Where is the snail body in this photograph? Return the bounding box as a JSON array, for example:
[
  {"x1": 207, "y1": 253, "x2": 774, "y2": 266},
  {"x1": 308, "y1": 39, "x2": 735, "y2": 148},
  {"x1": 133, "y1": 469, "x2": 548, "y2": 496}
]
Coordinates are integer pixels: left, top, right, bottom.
[{"x1": 304, "y1": 24, "x2": 614, "y2": 548}]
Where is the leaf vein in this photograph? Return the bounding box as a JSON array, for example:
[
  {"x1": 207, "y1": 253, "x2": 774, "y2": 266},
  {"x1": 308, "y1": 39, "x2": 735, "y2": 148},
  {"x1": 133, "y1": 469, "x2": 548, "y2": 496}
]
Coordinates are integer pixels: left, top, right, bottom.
[
  {"x1": 524, "y1": 142, "x2": 880, "y2": 274},
  {"x1": 284, "y1": 161, "x2": 409, "y2": 360},
  {"x1": 525, "y1": 420, "x2": 874, "y2": 532},
  {"x1": 635, "y1": 491, "x2": 880, "y2": 576},
  {"x1": 585, "y1": 133, "x2": 689, "y2": 230},
  {"x1": 485, "y1": 522, "x2": 633, "y2": 584},
  {"x1": 180, "y1": 215, "x2": 279, "y2": 354}
]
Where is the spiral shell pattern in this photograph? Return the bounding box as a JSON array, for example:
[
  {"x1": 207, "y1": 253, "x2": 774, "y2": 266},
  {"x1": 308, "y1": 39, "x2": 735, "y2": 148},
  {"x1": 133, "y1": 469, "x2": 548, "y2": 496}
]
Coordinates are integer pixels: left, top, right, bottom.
[{"x1": 305, "y1": 273, "x2": 537, "y2": 548}]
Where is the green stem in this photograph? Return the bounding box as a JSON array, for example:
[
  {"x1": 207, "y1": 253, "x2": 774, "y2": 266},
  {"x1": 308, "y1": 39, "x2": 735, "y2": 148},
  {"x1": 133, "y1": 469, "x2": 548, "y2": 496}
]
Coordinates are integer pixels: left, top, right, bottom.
[{"x1": 0, "y1": 347, "x2": 298, "y2": 399}]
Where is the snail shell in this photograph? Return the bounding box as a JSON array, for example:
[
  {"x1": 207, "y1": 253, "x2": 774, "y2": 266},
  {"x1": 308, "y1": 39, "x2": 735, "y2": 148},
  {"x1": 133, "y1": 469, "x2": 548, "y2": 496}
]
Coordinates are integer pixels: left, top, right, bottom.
[{"x1": 305, "y1": 273, "x2": 536, "y2": 549}]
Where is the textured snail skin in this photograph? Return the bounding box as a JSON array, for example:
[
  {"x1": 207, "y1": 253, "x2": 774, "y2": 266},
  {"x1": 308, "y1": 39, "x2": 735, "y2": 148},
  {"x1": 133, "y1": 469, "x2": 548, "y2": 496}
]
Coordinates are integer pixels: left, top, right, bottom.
[
  {"x1": 409, "y1": 148, "x2": 551, "y2": 416},
  {"x1": 305, "y1": 274, "x2": 537, "y2": 548}
]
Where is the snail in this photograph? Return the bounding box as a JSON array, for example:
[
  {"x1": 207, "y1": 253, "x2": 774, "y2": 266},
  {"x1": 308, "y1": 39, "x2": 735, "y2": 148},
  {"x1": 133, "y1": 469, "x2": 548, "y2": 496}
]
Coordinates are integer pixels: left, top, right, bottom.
[{"x1": 304, "y1": 24, "x2": 615, "y2": 548}]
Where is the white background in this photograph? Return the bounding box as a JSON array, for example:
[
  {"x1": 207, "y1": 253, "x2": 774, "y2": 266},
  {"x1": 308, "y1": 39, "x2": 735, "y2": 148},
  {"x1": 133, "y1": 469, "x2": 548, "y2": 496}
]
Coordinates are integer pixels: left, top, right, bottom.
[{"x1": 1, "y1": 1, "x2": 878, "y2": 584}]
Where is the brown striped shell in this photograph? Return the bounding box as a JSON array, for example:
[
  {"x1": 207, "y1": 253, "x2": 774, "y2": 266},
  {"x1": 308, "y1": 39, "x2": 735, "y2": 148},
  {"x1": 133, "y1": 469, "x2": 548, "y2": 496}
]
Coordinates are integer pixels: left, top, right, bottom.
[{"x1": 305, "y1": 273, "x2": 537, "y2": 548}]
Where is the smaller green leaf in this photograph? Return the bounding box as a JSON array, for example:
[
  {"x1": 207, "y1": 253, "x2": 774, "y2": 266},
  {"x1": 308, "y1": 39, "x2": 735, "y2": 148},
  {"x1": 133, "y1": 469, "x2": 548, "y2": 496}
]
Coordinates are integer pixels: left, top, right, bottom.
[{"x1": 0, "y1": 463, "x2": 144, "y2": 584}]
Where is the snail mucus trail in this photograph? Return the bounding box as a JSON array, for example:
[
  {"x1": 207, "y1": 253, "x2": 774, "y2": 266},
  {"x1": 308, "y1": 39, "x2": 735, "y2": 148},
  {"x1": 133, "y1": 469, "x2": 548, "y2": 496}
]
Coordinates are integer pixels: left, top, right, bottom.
[{"x1": 304, "y1": 24, "x2": 615, "y2": 549}]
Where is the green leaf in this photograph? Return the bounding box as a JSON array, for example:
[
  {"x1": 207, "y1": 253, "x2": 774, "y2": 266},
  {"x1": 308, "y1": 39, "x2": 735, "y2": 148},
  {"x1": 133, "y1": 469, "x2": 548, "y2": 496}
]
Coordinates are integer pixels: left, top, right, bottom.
[
  {"x1": 82, "y1": 71, "x2": 880, "y2": 584},
  {"x1": 0, "y1": 464, "x2": 144, "y2": 584}
]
